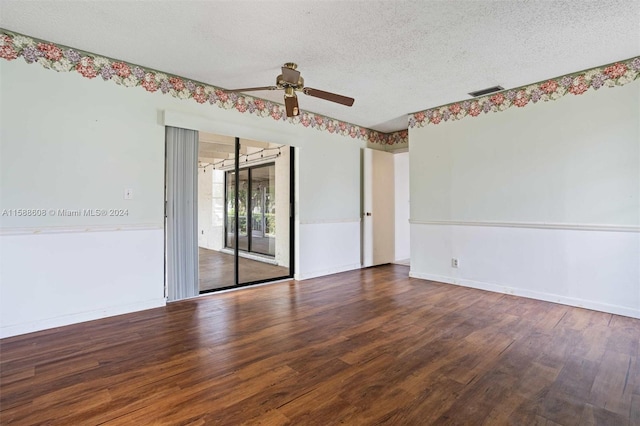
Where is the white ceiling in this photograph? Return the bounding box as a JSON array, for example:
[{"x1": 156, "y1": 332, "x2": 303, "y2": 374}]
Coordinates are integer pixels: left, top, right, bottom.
[{"x1": 1, "y1": 1, "x2": 638, "y2": 133}]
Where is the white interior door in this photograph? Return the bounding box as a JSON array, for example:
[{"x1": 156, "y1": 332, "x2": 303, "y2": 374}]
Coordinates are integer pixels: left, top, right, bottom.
[{"x1": 362, "y1": 148, "x2": 395, "y2": 267}]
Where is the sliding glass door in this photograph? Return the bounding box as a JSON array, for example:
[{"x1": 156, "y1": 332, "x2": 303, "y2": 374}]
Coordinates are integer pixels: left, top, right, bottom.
[
  {"x1": 250, "y1": 164, "x2": 276, "y2": 256},
  {"x1": 196, "y1": 135, "x2": 293, "y2": 292},
  {"x1": 225, "y1": 169, "x2": 250, "y2": 252},
  {"x1": 225, "y1": 164, "x2": 276, "y2": 257}
]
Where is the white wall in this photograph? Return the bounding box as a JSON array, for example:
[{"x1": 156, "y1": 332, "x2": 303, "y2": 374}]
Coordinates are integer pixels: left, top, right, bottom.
[
  {"x1": 394, "y1": 151, "x2": 410, "y2": 262},
  {"x1": 409, "y1": 81, "x2": 640, "y2": 318},
  {"x1": 197, "y1": 167, "x2": 225, "y2": 251},
  {"x1": 198, "y1": 167, "x2": 213, "y2": 248},
  {"x1": 211, "y1": 171, "x2": 226, "y2": 251},
  {"x1": 0, "y1": 56, "x2": 364, "y2": 337},
  {"x1": 274, "y1": 147, "x2": 290, "y2": 267},
  {"x1": 0, "y1": 230, "x2": 165, "y2": 337}
]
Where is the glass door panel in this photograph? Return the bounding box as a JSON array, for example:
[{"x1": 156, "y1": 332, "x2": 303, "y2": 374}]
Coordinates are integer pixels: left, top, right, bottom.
[
  {"x1": 225, "y1": 171, "x2": 234, "y2": 249},
  {"x1": 203, "y1": 139, "x2": 293, "y2": 292},
  {"x1": 225, "y1": 171, "x2": 237, "y2": 250},
  {"x1": 225, "y1": 169, "x2": 250, "y2": 253},
  {"x1": 237, "y1": 169, "x2": 249, "y2": 252},
  {"x1": 198, "y1": 167, "x2": 233, "y2": 292},
  {"x1": 238, "y1": 149, "x2": 291, "y2": 285},
  {"x1": 250, "y1": 164, "x2": 276, "y2": 257}
]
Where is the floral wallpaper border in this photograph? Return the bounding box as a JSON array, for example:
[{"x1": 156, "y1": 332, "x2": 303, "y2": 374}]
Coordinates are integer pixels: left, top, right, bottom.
[
  {"x1": 409, "y1": 56, "x2": 640, "y2": 128},
  {"x1": 0, "y1": 29, "x2": 407, "y2": 146}
]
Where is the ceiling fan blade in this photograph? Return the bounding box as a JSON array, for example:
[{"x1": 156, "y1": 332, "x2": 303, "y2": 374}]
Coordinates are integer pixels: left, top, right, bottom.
[
  {"x1": 284, "y1": 95, "x2": 300, "y2": 117},
  {"x1": 281, "y1": 67, "x2": 301, "y2": 85},
  {"x1": 225, "y1": 86, "x2": 278, "y2": 92},
  {"x1": 303, "y1": 87, "x2": 354, "y2": 106}
]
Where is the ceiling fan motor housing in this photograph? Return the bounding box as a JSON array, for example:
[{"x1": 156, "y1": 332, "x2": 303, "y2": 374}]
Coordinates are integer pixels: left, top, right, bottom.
[{"x1": 277, "y1": 75, "x2": 304, "y2": 91}]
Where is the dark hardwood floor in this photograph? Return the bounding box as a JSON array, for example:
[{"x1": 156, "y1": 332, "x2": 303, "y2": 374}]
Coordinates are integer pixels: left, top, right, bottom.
[{"x1": 1, "y1": 264, "x2": 638, "y2": 425}]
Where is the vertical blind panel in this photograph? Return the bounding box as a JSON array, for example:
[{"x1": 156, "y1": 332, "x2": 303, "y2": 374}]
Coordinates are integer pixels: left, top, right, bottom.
[{"x1": 166, "y1": 126, "x2": 199, "y2": 301}]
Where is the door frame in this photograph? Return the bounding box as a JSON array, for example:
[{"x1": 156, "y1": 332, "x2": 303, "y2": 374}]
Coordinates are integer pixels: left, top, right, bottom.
[
  {"x1": 362, "y1": 148, "x2": 395, "y2": 267},
  {"x1": 162, "y1": 111, "x2": 300, "y2": 295}
]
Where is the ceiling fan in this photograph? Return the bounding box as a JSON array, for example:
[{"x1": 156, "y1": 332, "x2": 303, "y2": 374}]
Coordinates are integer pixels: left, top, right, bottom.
[{"x1": 226, "y1": 63, "x2": 355, "y2": 117}]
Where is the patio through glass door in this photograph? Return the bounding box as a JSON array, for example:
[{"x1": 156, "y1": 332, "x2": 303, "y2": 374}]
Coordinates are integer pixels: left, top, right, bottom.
[
  {"x1": 225, "y1": 164, "x2": 276, "y2": 257},
  {"x1": 197, "y1": 134, "x2": 293, "y2": 292}
]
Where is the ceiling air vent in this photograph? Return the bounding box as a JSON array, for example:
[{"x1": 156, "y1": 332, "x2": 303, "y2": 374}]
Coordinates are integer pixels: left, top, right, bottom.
[{"x1": 468, "y1": 86, "x2": 504, "y2": 98}]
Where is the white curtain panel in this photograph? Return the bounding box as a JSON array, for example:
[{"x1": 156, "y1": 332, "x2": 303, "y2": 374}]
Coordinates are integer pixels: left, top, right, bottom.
[{"x1": 165, "y1": 126, "x2": 199, "y2": 301}]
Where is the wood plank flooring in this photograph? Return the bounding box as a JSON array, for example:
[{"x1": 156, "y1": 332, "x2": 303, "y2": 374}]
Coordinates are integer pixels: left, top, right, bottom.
[
  {"x1": 199, "y1": 247, "x2": 289, "y2": 291},
  {"x1": 1, "y1": 264, "x2": 639, "y2": 425}
]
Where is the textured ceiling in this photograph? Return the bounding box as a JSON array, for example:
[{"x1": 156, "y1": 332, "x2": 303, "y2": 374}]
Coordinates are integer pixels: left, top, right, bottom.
[{"x1": 1, "y1": 1, "x2": 638, "y2": 133}]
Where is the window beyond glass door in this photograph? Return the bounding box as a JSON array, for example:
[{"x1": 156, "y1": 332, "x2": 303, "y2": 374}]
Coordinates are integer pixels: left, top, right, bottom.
[
  {"x1": 249, "y1": 164, "x2": 276, "y2": 256},
  {"x1": 237, "y1": 169, "x2": 249, "y2": 252},
  {"x1": 226, "y1": 164, "x2": 276, "y2": 257}
]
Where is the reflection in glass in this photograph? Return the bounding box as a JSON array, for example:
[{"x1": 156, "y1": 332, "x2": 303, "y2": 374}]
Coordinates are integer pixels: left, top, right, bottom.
[
  {"x1": 236, "y1": 150, "x2": 290, "y2": 285},
  {"x1": 199, "y1": 138, "x2": 292, "y2": 292},
  {"x1": 225, "y1": 169, "x2": 249, "y2": 251},
  {"x1": 226, "y1": 165, "x2": 278, "y2": 257},
  {"x1": 250, "y1": 164, "x2": 276, "y2": 256},
  {"x1": 238, "y1": 169, "x2": 249, "y2": 251}
]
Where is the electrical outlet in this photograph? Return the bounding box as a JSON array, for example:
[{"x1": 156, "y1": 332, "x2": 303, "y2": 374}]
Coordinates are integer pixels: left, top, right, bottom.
[{"x1": 451, "y1": 258, "x2": 459, "y2": 268}]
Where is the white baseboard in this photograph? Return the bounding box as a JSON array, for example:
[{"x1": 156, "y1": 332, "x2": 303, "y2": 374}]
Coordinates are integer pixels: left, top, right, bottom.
[
  {"x1": 295, "y1": 263, "x2": 362, "y2": 281},
  {"x1": 0, "y1": 298, "x2": 166, "y2": 339},
  {"x1": 409, "y1": 271, "x2": 640, "y2": 319}
]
